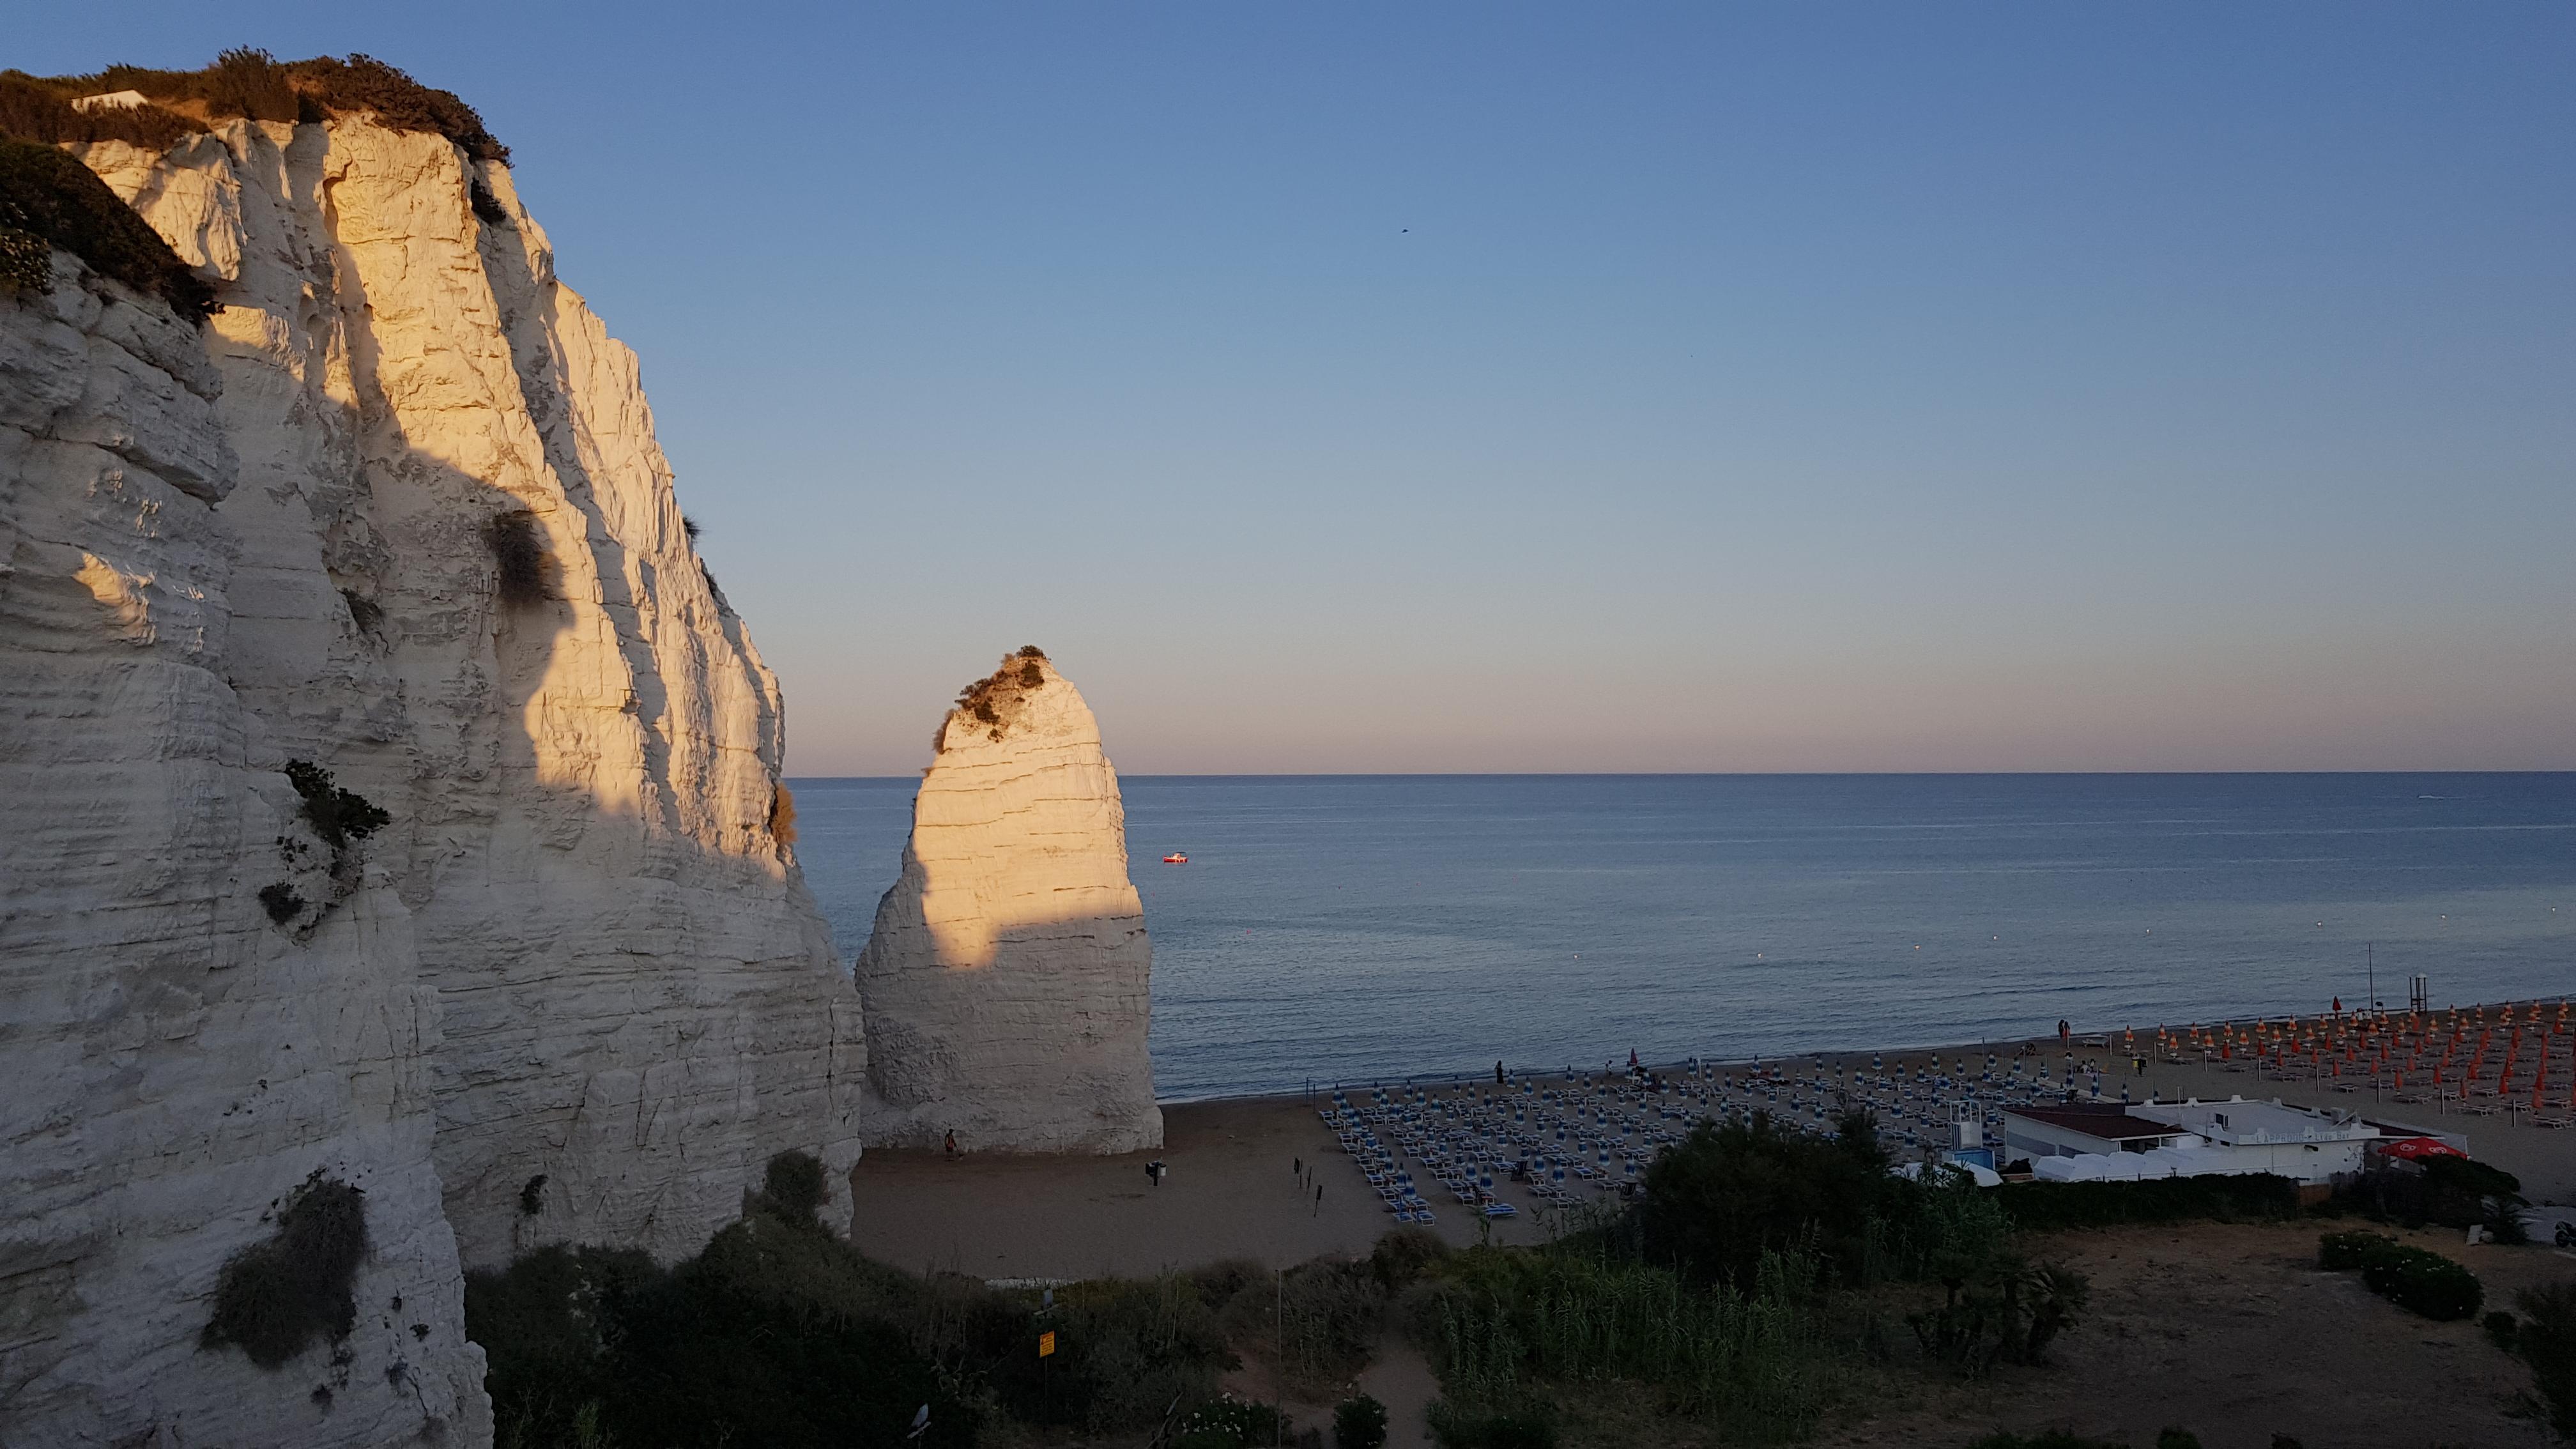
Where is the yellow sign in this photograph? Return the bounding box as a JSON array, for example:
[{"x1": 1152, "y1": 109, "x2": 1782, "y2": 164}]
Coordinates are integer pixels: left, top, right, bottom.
[{"x1": 1038, "y1": 1331, "x2": 1057, "y2": 1358}]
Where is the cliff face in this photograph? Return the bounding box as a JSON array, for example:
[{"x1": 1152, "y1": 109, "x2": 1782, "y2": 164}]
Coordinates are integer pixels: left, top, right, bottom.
[
  {"x1": 2, "y1": 109, "x2": 862, "y2": 1446},
  {"x1": 857, "y1": 653, "x2": 1162, "y2": 1153}
]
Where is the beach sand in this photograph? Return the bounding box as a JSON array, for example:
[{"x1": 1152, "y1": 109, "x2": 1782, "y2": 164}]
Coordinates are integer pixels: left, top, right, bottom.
[{"x1": 847, "y1": 1095, "x2": 1552, "y2": 1282}]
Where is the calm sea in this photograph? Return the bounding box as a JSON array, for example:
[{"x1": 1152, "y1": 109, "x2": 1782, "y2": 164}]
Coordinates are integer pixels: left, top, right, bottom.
[{"x1": 790, "y1": 774, "x2": 2576, "y2": 1102}]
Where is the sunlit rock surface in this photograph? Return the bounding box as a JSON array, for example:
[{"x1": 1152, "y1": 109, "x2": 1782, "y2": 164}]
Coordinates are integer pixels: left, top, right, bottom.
[
  {"x1": 3, "y1": 111, "x2": 864, "y2": 1446},
  {"x1": 857, "y1": 653, "x2": 1163, "y2": 1153}
]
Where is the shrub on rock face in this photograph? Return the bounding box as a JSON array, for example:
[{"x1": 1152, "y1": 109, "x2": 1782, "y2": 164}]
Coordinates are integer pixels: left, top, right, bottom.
[
  {"x1": 201, "y1": 1172, "x2": 367, "y2": 1368},
  {"x1": 0, "y1": 135, "x2": 214, "y2": 316},
  {"x1": 257, "y1": 882, "x2": 306, "y2": 923},
  {"x1": 486, "y1": 512, "x2": 549, "y2": 608},
  {"x1": 283, "y1": 759, "x2": 389, "y2": 852}
]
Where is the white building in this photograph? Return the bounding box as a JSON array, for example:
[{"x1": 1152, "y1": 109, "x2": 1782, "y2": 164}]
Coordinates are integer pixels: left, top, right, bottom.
[{"x1": 2004, "y1": 1096, "x2": 2377, "y2": 1186}]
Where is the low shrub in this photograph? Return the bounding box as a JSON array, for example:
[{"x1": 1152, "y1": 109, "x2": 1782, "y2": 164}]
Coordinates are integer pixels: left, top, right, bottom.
[
  {"x1": 1998, "y1": 1173, "x2": 2301, "y2": 1231},
  {"x1": 2506, "y1": 1282, "x2": 2576, "y2": 1439},
  {"x1": 1335, "y1": 1392, "x2": 1389, "y2": 1449},
  {"x1": 1906, "y1": 1257, "x2": 2091, "y2": 1375},
  {"x1": 2331, "y1": 1238, "x2": 2482, "y2": 1321},
  {"x1": 1174, "y1": 1395, "x2": 1284, "y2": 1448},
  {"x1": 24, "y1": 51, "x2": 505, "y2": 160},
  {"x1": 769, "y1": 783, "x2": 798, "y2": 846},
  {"x1": 2317, "y1": 1229, "x2": 2397, "y2": 1271},
  {"x1": 1427, "y1": 1397, "x2": 1557, "y2": 1449},
  {"x1": 0, "y1": 70, "x2": 200, "y2": 150},
  {"x1": 0, "y1": 135, "x2": 213, "y2": 315},
  {"x1": 470, "y1": 1214, "x2": 971, "y2": 1449},
  {"x1": 201, "y1": 1171, "x2": 367, "y2": 1368}
]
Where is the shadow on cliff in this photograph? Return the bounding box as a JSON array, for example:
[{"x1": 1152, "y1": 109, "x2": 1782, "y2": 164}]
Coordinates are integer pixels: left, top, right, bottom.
[
  {"x1": 850, "y1": 830, "x2": 1159, "y2": 1155},
  {"x1": 302, "y1": 165, "x2": 859, "y2": 1272}
]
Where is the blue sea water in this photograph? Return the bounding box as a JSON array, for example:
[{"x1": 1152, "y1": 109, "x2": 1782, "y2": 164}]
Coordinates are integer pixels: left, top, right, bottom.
[{"x1": 790, "y1": 774, "x2": 2576, "y2": 1102}]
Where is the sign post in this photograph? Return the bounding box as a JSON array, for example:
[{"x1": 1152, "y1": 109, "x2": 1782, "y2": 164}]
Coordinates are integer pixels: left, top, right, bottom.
[{"x1": 1038, "y1": 1330, "x2": 1055, "y2": 1419}]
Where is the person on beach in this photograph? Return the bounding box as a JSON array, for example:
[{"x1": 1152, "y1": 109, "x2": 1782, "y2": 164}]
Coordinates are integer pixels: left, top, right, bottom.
[
  {"x1": 1314, "y1": 1181, "x2": 1322, "y2": 1216},
  {"x1": 943, "y1": 1130, "x2": 957, "y2": 1158},
  {"x1": 2058, "y1": 1020, "x2": 2071, "y2": 1048},
  {"x1": 1496, "y1": 1060, "x2": 1505, "y2": 1085}
]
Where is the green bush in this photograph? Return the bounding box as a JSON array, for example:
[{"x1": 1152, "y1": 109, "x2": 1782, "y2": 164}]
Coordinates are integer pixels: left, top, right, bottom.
[
  {"x1": 1998, "y1": 1173, "x2": 2301, "y2": 1231},
  {"x1": 1174, "y1": 1395, "x2": 1284, "y2": 1448},
  {"x1": 1335, "y1": 1392, "x2": 1389, "y2": 1449},
  {"x1": 0, "y1": 136, "x2": 213, "y2": 315},
  {"x1": 2354, "y1": 1242, "x2": 2481, "y2": 1321},
  {"x1": 2506, "y1": 1283, "x2": 2576, "y2": 1439},
  {"x1": 1638, "y1": 1112, "x2": 1898, "y2": 1288},
  {"x1": 1965, "y1": 1433, "x2": 2128, "y2": 1449},
  {"x1": 201, "y1": 1172, "x2": 367, "y2": 1368},
  {"x1": 1427, "y1": 1397, "x2": 1558, "y2": 1449},
  {"x1": 2317, "y1": 1229, "x2": 2397, "y2": 1271},
  {"x1": 1906, "y1": 1257, "x2": 2090, "y2": 1375},
  {"x1": 467, "y1": 1215, "x2": 972, "y2": 1449}
]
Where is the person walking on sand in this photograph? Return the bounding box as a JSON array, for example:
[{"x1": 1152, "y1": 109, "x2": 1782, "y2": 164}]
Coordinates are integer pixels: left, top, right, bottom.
[
  {"x1": 2057, "y1": 1020, "x2": 2071, "y2": 1049},
  {"x1": 1496, "y1": 1060, "x2": 1505, "y2": 1085},
  {"x1": 943, "y1": 1130, "x2": 957, "y2": 1158},
  {"x1": 1314, "y1": 1181, "x2": 1322, "y2": 1216}
]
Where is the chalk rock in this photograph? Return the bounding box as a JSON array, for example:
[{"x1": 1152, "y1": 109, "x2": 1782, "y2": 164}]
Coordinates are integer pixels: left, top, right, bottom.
[
  {"x1": 3, "y1": 110, "x2": 868, "y2": 1448},
  {"x1": 1, "y1": 251, "x2": 486, "y2": 1446},
  {"x1": 858, "y1": 652, "x2": 1162, "y2": 1153}
]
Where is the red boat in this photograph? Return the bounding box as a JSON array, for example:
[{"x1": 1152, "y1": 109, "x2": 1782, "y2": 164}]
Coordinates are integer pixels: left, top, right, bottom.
[{"x1": 1162, "y1": 853, "x2": 1188, "y2": 864}]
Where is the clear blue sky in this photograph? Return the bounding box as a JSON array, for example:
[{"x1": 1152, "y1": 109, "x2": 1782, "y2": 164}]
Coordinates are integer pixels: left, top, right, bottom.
[{"x1": 28, "y1": 4, "x2": 2575, "y2": 774}]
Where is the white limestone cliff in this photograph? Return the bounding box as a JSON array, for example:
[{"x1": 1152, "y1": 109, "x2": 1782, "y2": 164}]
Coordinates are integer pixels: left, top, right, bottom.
[
  {"x1": 857, "y1": 652, "x2": 1163, "y2": 1153},
  {"x1": 3, "y1": 111, "x2": 863, "y2": 1446}
]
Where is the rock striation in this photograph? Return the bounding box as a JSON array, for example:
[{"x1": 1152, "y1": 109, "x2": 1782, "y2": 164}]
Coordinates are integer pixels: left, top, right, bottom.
[
  {"x1": 857, "y1": 651, "x2": 1163, "y2": 1153},
  {"x1": 3, "y1": 100, "x2": 862, "y2": 1446}
]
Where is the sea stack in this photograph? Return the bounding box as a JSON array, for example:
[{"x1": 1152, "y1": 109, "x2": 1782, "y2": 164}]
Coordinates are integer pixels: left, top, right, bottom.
[{"x1": 857, "y1": 650, "x2": 1163, "y2": 1153}]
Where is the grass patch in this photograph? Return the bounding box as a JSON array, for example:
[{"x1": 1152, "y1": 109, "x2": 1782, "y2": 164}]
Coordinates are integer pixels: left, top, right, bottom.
[{"x1": 201, "y1": 1171, "x2": 367, "y2": 1368}]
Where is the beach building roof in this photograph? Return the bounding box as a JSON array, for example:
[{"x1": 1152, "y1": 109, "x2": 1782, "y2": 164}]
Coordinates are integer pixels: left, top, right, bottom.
[
  {"x1": 2131, "y1": 1096, "x2": 2377, "y2": 1147},
  {"x1": 2009, "y1": 1105, "x2": 2191, "y2": 1142}
]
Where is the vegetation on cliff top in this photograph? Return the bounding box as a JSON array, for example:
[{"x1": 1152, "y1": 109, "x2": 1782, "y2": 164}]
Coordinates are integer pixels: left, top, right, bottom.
[
  {"x1": 1, "y1": 49, "x2": 506, "y2": 159},
  {"x1": 944, "y1": 646, "x2": 1052, "y2": 747}
]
